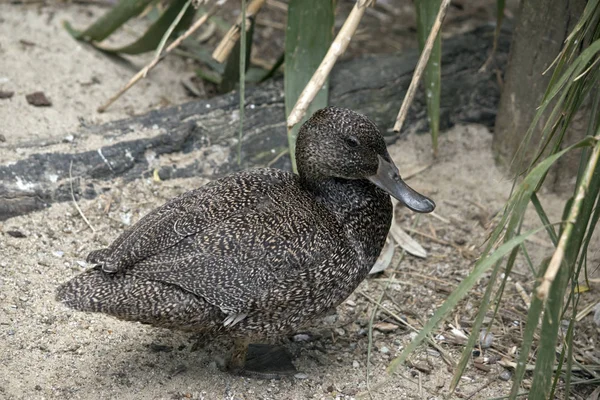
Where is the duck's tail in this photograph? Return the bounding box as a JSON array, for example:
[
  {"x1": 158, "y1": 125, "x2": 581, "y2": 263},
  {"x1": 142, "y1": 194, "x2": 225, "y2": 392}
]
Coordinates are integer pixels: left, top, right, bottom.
[{"x1": 56, "y1": 267, "x2": 217, "y2": 331}]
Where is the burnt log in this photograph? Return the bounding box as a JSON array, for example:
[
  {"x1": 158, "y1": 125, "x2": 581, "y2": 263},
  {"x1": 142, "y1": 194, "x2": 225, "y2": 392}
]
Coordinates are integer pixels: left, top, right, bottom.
[{"x1": 0, "y1": 25, "x2": 510, "y2": 221}]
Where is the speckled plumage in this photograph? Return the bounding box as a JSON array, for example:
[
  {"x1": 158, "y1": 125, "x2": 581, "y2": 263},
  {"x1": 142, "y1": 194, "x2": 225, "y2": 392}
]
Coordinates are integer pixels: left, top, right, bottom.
[{"x1": 57, "y1": 107, "x2": 432, "y2": 342}]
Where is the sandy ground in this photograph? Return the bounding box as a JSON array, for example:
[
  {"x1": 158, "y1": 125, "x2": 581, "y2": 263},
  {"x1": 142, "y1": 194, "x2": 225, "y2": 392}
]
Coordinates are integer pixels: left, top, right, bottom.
[{"x1": 1, "y1": 2, "x2": 599, "y2": 400}]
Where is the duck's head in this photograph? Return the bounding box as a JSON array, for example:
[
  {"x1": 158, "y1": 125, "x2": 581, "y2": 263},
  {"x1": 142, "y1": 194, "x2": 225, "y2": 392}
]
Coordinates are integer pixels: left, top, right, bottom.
[{"x1": 295, "y1": 107, "x2": 435, "y2": 213}]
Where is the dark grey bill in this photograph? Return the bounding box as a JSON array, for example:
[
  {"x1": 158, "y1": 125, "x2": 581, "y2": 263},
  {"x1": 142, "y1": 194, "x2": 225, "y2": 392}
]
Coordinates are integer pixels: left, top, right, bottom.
[{"x1": 368, "y1": 155, "x2": 435, "y2": 213}]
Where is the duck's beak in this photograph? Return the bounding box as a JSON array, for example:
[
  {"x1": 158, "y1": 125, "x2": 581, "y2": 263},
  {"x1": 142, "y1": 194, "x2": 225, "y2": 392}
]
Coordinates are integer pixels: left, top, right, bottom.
[{"x1": 368, "y1": 155, "x2": 435, "y2": 213}]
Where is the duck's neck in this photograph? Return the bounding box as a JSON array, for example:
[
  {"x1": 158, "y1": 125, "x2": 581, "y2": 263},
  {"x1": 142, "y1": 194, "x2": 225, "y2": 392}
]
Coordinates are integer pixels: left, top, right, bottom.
[{"x1": 302, "y1": 176, "x2": 393, "y2": 267}]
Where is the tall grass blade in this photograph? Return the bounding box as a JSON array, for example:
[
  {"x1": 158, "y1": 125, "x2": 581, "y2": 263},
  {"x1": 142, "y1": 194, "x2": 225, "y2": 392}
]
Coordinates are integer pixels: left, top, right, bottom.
[
  {"x1": 415, "y1": 0, "x2": 441, "y2": 156},
  {"x1": 529, "y1": 261, "x2": 570, "y2": 399},
  {"x1": 64, "y1": 0, "x2": 155, "y2": 42},
  {"x1": 531, "y1": 193, "x2": 559, "y2": 246},
  {"x1": 238, "y1": 0, "x2": 248, "y2": 166},
  {"x1": 508, "y1": 258, "x2": 549, "y2": 399},
  {"x1": 284, "y1": 0, "x2": 334, "y2": 172},
  {"x1": 96, "y1": 0, "x2": 195, "y2": 55}
]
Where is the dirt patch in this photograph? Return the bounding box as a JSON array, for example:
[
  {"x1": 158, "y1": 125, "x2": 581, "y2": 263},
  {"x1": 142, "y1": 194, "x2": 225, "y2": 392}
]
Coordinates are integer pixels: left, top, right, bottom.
[{"x1": 1, "y1": 124, "x2": 598, "y2": 399}]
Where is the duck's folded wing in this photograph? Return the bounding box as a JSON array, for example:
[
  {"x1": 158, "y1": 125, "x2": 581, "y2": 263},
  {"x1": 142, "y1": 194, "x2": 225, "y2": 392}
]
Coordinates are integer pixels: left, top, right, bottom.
[
  {"x1": 91, "y1": 169, "x2": 294, "y2": 273},
  {"x1": 125, "y1": 203, "x2": 342, "y2": 318}
]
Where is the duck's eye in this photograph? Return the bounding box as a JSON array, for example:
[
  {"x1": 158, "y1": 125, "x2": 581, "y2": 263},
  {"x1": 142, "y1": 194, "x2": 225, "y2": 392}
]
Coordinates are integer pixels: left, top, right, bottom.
[{"x1": 346, "y1": 136, "x2": 360, "y2": 148}]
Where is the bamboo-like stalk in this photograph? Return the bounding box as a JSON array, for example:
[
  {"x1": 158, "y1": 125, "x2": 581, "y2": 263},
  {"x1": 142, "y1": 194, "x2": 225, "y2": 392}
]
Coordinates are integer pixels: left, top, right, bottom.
[
  {"x1": 98, "y1": 2, "x2": 224, "y2": 113},
  {"x1": 537, "y1": 134, "x2": 600, "y2": 300},
  {"x1": 286, "y1": 0, "x2": 374, "y2": 129},
  {"x1": 392, "y1": 0, "x2": 451, "y2": 133},
  {"x1": 212, "y1": 0, "x2": 266, "y2": 63},
  {"x1": 238, "y1": 0, "x2": 247, "y2": 165}
]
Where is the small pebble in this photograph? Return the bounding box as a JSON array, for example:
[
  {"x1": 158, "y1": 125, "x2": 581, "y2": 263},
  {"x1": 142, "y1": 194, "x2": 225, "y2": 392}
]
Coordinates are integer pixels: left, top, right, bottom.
[
  {"x1": 345, "y1": 300, "x2": 356, "y2": 307},
  {"x1": 293, "y1": 333, "x2": 311, "y2": 342},
  {"x1": 322, "y1": 314, "x2": 337, "y2": 325},
  {"x1": 426, "y1": 349, "x2": 441, "y2": 357},
  {"x1": 373, "y1": 322, "x2": 399, "y2": 333},
  {"x1": 34, "y1": 385, "x2": 42, "y2": 391},
  {"x1": 149, "y1": 343, "x2": 172, "y2": 352},
  {"x1": 499, "y1": 370, "x2": 512, "y2": 381},
  {"x1": 294, "y1": 373, "x2": 308, "y2": 380},
  {"x1": 334, "y1": 327, "x2": 345, "y2": 336},
  {"x1": 120, "y1": 212, "x2": 132, "y2": 226},
  {"x1": 63, "y1": 135, "x2": 74, "y2": 143},
  {"x1": 6, "y1": 230, "x2": 26, "y2": 238},
  {"x1": 379, "y1": 346, "x2": 390, "y2": 354},
  {"x1": 479, "y1": 329, "x2": 494, "y2": 349},
  {"x1": 593, "y1": 302, "x2": 600, "y2": 327},
  {"x1": 352, "y1": 360, "x2": 360, "y2": 368},
  {"x1": 52, "y1": 250, "x2": 64, "y2": 258},
  {"x1": 26, "y1": 91, "x2": 52, "y2": 107}
]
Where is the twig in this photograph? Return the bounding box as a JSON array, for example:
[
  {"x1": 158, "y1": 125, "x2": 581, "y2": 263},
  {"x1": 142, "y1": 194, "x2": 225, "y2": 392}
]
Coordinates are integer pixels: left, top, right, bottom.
[
  {"x1": 365, "y1": 250, "x2": 402, "y2": 398},
  {"x1": 499, "y1": 358, "x2": 591, "y2": 372},
  {"x1": 212, "y1": 0, "x2": 266, "y2": 63},
  {"x1": 537, "y1": 135, "x2": 600, "y2": 300},
  {"x1": 358, "y1": 290, "x2": 456, "y2": 367},
  {"x1": 465, "y1": 378, "x2": 495, "y2": 400},
  {"x1": 155, "y1": 0, "x2": 193, "y2": 60},
  {"x1": 403, "y1": 163, "x2": 432, "y2": 179},
  {"x1": 98, "y1": 2, "x2": 224, "y2": 112},
  {"x1": 514, "y1": 281, "x2": 531, "y2": 309},
  {"x1": 237, "y1": 0, "x2": 247, "y2": 166},
  {"x1": 255, "y1": 19, "x2": 285, "y2": 30},
  {"x1": 393, "y1": 0, "x2": 452, "y2": 132},
  {"x1": 286, "y1": 0, "x2": 374, "y2": 129},
  {"x1": 575, "y1": 301, "x2": 597, "y2": 322},
  {"x1": 404, "y1": 226, "x2": 452, "y2": 246},
  {"x1": 265, "y1": 0, "x2": 287, "y2": 12},
  {"x1": 266, "y1": 148, "x2": 289, "y2": 167},
  {"x1": 429, "y1": 211, "x2": 450, "y2": 224},
  {"x1": 69, "y1": 160, "x2": 96, "y2": 233}
]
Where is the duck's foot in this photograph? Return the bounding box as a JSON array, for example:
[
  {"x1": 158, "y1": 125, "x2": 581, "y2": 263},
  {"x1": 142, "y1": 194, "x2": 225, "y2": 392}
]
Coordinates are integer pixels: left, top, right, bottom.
[
  {"x1": 228, "y1": 340, "x2": 297, "y2": 379},
  {"x1": 241, "y1": 344, "x2": 297, "y2": 379}
]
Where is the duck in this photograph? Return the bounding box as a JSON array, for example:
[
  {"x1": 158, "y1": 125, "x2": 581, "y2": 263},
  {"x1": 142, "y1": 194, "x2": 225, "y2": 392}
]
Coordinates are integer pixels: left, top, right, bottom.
[{"x1": 56, "y1": 107, "x2": 435, "y2": 378}]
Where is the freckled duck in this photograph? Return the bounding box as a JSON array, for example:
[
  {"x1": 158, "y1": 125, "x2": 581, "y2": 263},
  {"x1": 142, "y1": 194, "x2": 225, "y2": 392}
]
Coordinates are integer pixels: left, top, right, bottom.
[{"x1": 56, "y1": 107, "x2": 435, "y2": 378}]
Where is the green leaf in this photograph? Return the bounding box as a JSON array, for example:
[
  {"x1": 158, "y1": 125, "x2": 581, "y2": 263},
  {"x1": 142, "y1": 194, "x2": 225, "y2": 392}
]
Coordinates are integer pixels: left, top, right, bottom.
[
  {"x1": 508, "y1": 258, "x2": 550, "y2": 400},
  {"x1": 179, "y1": 39, "x2": 225, "y2": 75},
  {"x1": 97, "y1": 0, "x2": 196, "y2": 55},
  {"x1": 195, "y1": 67, "x2": 222, "y2": 84},
  {"x1": 64, "y1": 0, "x2": 155, "y2": 42},
  {"x1": 415, "y1": 0, "x2": 442, "y2": 156},
  {"x1": 258, "y1": 52, "x2": 285, "y2": 83},
  {"x1": 531, "y1": 193, "x2": 558, "y2": 246},
  {"x1": 528, "y1": 260, "x2": 569, "y2": 400},
  {"x1": 284, "y1": 0, "x2": 335, "y2": 172}
]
